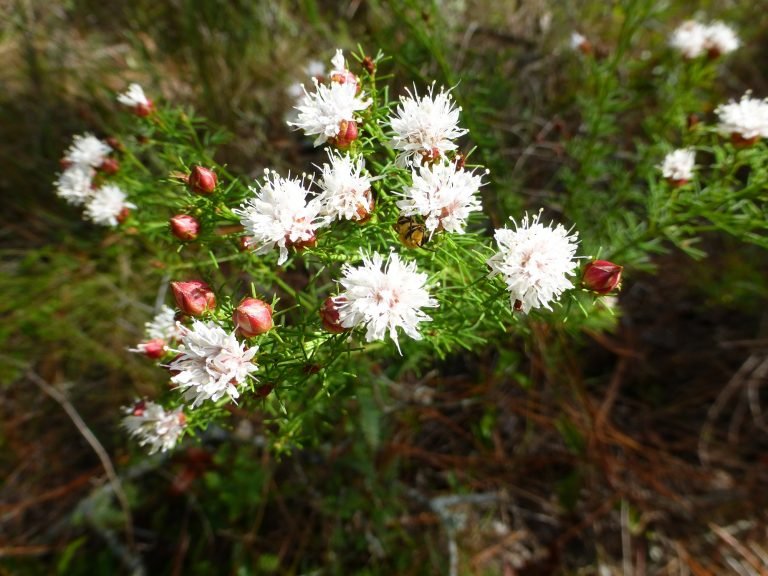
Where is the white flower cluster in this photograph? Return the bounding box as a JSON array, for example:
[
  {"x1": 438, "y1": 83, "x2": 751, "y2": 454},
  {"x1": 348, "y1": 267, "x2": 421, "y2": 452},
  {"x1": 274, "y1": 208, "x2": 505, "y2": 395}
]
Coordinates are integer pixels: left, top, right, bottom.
[
  {"x1": 54, "y1": 133, "x2": 134, "y2": 226},
  {"x1": 387, "y1": 84, "x2": 468, "y2": 167},
  {"x1": 487, "y1": 212, "x2": 580, "y2": 313},
  {"x1": 288, "y1": 50, "x2": 371, "y2": 146},
  {"x1": 234, "y1": 170, "x2": 325, "y2": 265},
  {"x1": 334, "y1": 252, "x2": 438, "y2": 353},
  {"x1": 397, "y1": 161, "x2": 486, "y2": 236},
  {"x1": 169, "y1": 320, "x2": 259, "y2": 408},
  {"x1": 316, "y1": 150, "x2": 374, "y2": 222},
  {"x1": 130, "y1": 305, "x2": 184, "y2": 356},
  {"x1": 122, "y1": 400, "x2": 186, "y2": 454},
  {"x1": 670, "y1": 20, "x2": 739, "y2": 58},
  {"x1": 659, "y1": 149, "x2": 696, "y2": 182},
  {"x1": 715, "y1": 93, "x2": 768, "y2": 141}
]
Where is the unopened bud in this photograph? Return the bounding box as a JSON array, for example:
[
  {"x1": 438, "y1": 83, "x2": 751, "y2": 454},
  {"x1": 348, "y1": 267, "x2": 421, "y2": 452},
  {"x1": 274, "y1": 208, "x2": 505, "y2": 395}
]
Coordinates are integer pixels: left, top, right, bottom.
[
  {"x1": 362, "y1": 56, "x2": 376, "y2": 74},
  {"x1": 583, "y1": 260, "x2": 623, "y2": 294},
  {"x1": 320, "y1": 296, "x2": 348, "y2": 334},
  {"x1": 132, "y1": 399, "x2": 147, "y2": 416},
  {"x1": 333, "y1": 120, "x2": 358, "y2": 149},
  {"x1": 233, "y1": 297, "x2": 273, "y2": 337},
  {"x1": 170, "y1": 214, "x2": 200, "y2": 241},
  {"x1": 138, "y1": 338, "x2": 166, "y2": 359},
  {"x1": 171, "y1": 280, "x2": 216, "y2": 316},
  {"x1": 134, "y1": 100, "x2": 154, "y2": 118},
  {"x1": 188, "y1": 166, "x2": 218, "y2": 195},
  {"x1": 116, "y1": 207, "x2": 131, "y2": 224},
  {"x1": 99, "y1": 157, "x2": 120, "y2": 175}
]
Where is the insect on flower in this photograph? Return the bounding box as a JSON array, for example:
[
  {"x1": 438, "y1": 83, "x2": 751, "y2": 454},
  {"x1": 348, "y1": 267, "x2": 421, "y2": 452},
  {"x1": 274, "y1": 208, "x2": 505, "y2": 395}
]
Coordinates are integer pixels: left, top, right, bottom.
[{"x1": 394, "y1": 215, "x2": 428, "y2": 249}]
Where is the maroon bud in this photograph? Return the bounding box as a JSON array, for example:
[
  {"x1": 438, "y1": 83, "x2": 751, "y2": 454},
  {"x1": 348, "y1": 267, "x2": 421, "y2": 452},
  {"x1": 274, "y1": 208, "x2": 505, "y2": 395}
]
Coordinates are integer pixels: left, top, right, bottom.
[
  {"x1": 187, "y1": 166, "x2": 218, "y2": 195},
  {"x1": 320, "y1": 296, "x2": 348, "y2": 334},
  {"x1": 583, "y1": 260, "x2": 623, "y2": 294},
  {"x1": 362, "y1": 56, "x2": 376, "y2": 75},
  {"x1": 105, "y1": 137, "x2": 123, "y2": 151},
  {"x1": 116, "y1": 207, "x2": 131, "y2": 224},
  {"x1": 170, "y1": 214, "x2": 201, "y2": 241},
  {"x1": 59, "y1": 158, "x2": 73, "y2": 170},
  {"x1": 134, "y1": 99, "x2": 154, "y2": 117},
  {"x1": 256, "y1": 384, "x2": 274, "y2": 398},
  {"x1": 687, "y1": 114, "x2": 700, "y2": 130},
  {"x1": 171, "y1": 280, "x2": 216, "y2": 316},
  {"x1": 99, "y1": 157, "x2": 120, "y2": 175},
  {"x1": 333, "y1": 120, "x2": 358, "y2": 149},
  {"x1": 233, "y1": 297, "x2": 273, "y2": 337},
  {"x1": 139, "y1": 338, "x2": 166, "y2": 359}
]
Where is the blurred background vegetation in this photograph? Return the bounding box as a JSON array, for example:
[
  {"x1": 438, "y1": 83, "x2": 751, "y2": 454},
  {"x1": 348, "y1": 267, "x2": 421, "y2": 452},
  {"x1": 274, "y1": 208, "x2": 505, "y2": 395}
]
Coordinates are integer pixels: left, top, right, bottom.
[{"x1": 2, "y1": 0, "x2": 768, "y2": 574}]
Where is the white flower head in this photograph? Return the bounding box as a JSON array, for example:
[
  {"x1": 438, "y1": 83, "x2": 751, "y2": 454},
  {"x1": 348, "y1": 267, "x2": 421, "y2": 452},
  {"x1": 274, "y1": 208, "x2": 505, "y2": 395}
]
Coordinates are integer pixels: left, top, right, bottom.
[
  {"x1": 122, "y1": 400, "x2": 185, "y2": 454},
  {"x1": 388, "y1": 84, "x2": 468, "y2": 168},
  {"x1": 117, "y1": 83, "x2": 150, "y2": 108},
  {"x1": 288, "y1": 79, "x2": 371, "y2": 146},
  {"x1": 715, "y1": 93, "x2": 768, "y2": 140},
  {"x1": 659, "y1": 148, "x2": 696, "y2": 182},
  {"x1": 63, "y1": 133, "x2": 112, "y2": 168},
  {"x1": 169, "y1": 319, "x2": 258, "y2": 408},
  {"x1": 316, "y1": 150, "x2": 373, "y2": 222},
  {"x1": 145, "y1": 305, "x2": 184, "y2": 341},
  {"x1": 84, "y1": 184, "x2": 136, "y2": 227},
  {"x1": 55, "y1": 165, "x2": 95, "y2": 206},
  {"x1": 704, "y1": 21, "x2": 740, "y2": 56},
  {"x1": 397, "y1": 161, "x2": 486, "y2": 236},
  {"x1": 670, "y1": 20, "x2": 740, "y2": 58},
  {"x1": 670, "y1": 20, "x2": 708, "y2": 58},
  {"x1": 234, "y1": 170, "x2": 325, "y2": 265},
  {"x1": 487, "y1": 211, "x2": 580, "y2": 313},
  {"x1": 335, "y1": 252, "x2": 438, "y2": 353}
]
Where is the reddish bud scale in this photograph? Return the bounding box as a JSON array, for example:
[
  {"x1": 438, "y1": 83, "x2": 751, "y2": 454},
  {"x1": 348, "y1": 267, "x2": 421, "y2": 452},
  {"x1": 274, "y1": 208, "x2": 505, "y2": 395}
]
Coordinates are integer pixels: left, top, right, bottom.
[
  {"x1": 320, "y1": 296, "x2": 347, "y2": 334},
  {"x1": 668, "y1": 178, "x2": 689, "y2": 188},
  {"x1": 134, "y1": 100, "x2": 154, "y2": 117},
  {"x1": 583, "y1": 260, "x2": 623, "y2": 294},
  {"x1": 116, "y1": 207, "x2": 131, "y2": 224},
  {"x1": 233, "y1": 298, "x2": 273, "y2": 337},
  {"x1": 99, "y1": 157, "x2": 120, "y2": 175},
  {"x1": 132, "y1": 400, "x2": 146, "y2": 416},
  {"x1": 333, "y1": 120, "x2": 358, "y2": 149},
  {"x1": 362, "y1": 56, "x2": 376, "y2": 75},
  {"x1": 287, "y1": 233, "x2": 317, "y2": 251},
  {"x1": 188, "y1": 166, "x2": 218, "y2": 195},
  {"x1": 731, "y1": 133, "x2": 760, "y2": 148},
  {"x1": 170, "y1": 214, "x2": 201, "y2": 241},
  {"x1": 171, "y1": 280, "x2": 216, "y2": 316}
]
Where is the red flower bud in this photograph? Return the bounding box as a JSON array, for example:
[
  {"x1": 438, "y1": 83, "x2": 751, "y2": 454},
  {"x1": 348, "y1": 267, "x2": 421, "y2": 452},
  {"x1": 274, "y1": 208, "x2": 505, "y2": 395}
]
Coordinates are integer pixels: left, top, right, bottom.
[
  {"x1": 59, "y1": 158, "x2": 73, "y2": 170},
  {"x1": 170, "y1": 214, "x2": 201, "y2": 241},
  {"x1": 171, "y1": 280, "x2": 216, "y2": 316},
  {"x1": 116, "y1": 207, "x2": 131, "y2": 224},
  {"x1": 362, "y1": 56, "x2": 376, "y2": 75},
  {"x1": 731, "y1": 133, "x2": 760, "y2": 148},
  {"x1": 333, "y1": 120, "x2": 358, "y2": 149},
  {"x1": 583, "y1": 260, "x2": 623, "y2": 294},
  {"x1": 320, "y1": 296, "x2": 348, "y2": 334},
  {"x1": 187, "y1": 166, "x2": 218, "y2": 195},
  {"x1": 233, "y1": 297, "x2": 273, "y2": 337},
  {"x1": 134, "y1": 99, "x2": 154, "y2": 117},
  {"x1": 99, "y1": 157, "x2": 120, "y2": 175},
  {"x1": 139, "y1": 338, "x2": 166, "y2": 359},
  {"x1": 105, "y1": 137, "x2": 123, "y2": 151}
]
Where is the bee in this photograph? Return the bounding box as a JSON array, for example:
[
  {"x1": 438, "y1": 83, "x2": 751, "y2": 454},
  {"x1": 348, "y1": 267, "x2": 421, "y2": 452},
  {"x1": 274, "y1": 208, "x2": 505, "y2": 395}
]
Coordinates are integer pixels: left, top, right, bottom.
[{"x1": 394, "y1": 215, "x2": 428, "y2": 249}]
